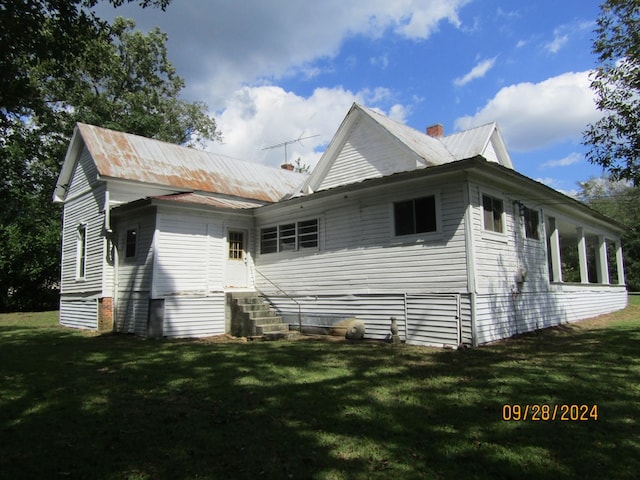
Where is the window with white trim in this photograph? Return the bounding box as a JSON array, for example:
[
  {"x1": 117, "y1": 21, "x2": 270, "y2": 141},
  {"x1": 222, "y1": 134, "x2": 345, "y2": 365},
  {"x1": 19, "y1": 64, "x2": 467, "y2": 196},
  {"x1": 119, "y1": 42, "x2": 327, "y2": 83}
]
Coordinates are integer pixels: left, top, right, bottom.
[
  {"x1": 482, "y1": 194, "x2": 504, "y2": 233},
  {"x1": 76, "y1": 224, "x2": 87, "y2": 279},
  {"x1": 260, "y1": 219, "x2": 318, "y2": 254},
  {"x1": 394, "y1": 196, "x2": 437, "y2": 236}
]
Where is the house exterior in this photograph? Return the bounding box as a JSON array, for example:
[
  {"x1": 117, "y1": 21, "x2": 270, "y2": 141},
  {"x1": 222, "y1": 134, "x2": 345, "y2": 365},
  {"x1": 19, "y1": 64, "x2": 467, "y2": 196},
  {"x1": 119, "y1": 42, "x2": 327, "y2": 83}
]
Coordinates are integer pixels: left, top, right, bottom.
[{"x1": 54, "y1": 103, "x2": 627, "y2": 347}]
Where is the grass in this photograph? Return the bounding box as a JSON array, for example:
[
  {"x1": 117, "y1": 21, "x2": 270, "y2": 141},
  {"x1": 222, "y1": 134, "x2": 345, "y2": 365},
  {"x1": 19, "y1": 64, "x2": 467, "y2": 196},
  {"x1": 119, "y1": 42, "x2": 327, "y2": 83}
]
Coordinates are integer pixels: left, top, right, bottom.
[{"x1": 1, "y1": 308, "x2": 639, "y2": 479}]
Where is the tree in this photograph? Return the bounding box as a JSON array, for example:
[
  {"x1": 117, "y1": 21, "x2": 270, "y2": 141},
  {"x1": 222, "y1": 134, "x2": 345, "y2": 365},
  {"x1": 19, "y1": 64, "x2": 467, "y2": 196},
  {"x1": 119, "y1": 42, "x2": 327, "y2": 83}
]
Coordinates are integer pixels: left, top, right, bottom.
[
  {"x1": 0, "y1": 0, "x2": 170, "y2": 127},
  {"x1": 577, "y1": 176, "x2": 640, "y2": 291},
  {"x1": 584, "y1": 0, "x2": 640, "y2": 184},
  {"x1": 0, "y1": 6, "x2": 221, "y2": 311}
]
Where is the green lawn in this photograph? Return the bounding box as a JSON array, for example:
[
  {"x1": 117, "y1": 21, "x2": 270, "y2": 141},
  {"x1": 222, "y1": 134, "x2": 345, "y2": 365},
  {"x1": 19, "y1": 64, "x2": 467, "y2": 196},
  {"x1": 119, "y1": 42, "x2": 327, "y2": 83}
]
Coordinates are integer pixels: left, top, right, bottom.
[{"x1": 1, "y1": 307, "x2": 639, "y2": 480}]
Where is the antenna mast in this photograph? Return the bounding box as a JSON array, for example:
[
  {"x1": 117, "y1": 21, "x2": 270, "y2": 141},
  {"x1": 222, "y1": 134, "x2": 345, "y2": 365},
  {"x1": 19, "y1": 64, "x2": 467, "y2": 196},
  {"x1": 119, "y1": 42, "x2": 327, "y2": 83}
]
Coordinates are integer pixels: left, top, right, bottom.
[{"x1": 262, "y1": 132, "x2": 319, "y2": 165}]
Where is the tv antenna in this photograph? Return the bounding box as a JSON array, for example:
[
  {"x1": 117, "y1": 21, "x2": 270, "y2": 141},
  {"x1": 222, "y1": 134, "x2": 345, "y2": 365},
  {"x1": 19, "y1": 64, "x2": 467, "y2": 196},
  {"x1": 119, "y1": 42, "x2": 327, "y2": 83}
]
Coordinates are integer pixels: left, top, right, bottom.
[{"x1": 262, "y1": 132, "x2": 319, "y2": 164}]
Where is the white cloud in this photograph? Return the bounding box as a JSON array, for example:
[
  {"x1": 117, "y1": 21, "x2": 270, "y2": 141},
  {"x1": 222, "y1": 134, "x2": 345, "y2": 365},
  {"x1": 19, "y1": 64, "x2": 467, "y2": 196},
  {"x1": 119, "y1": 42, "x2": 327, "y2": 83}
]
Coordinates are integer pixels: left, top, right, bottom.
[
  {"x1": 208, "y1": 85, "x2": 407, "y2": 169},
  {"x1": 95, "y1": 0, "x2": 471, "y2": 110},
  {"x1": 545, "y1": 32, "x2": 568, "y2": 54},
  {"x1": 544, "y1": 20, "x2": 595, "y2": 54},
  {"x1": 454, "y1": 57, "x2": 498, "y2": 86},
  {"x1": 541, "y1": 152, "x2": 582, "y2": 168},
  {"x1": 454, "y1": 71, "x2": 603, "y2": 152}
]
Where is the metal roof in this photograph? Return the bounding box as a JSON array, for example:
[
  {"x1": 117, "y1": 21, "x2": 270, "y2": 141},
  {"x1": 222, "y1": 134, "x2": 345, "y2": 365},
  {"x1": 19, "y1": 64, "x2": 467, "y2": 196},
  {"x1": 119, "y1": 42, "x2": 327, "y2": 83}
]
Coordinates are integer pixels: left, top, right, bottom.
[
  {"x1": 357, "y1": 105, "x2": 455, "y2": 166},
  {"x1": 152, "y1": 192, "x2": 266, "y2": 210},
  {"x1": 75, "y1": 123, "x2": 307, "y2": 203},
  {"x1": 441, "y1": 123, "x2": 495, "y2": 159}
]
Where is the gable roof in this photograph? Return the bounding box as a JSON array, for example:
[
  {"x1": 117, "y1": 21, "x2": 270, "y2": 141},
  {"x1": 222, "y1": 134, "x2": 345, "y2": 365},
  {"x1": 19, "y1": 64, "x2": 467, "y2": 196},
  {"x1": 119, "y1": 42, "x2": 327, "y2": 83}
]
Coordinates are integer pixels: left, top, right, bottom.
[
  {"x1": 441, "y1": 122, "x2": 513, "y2": 168},
  {"x1": 302, "y1": 103, "x2": 513, "y2": 193},
  {"x1": 54, "y1": 123, "x2": 307, "y2": 203}
]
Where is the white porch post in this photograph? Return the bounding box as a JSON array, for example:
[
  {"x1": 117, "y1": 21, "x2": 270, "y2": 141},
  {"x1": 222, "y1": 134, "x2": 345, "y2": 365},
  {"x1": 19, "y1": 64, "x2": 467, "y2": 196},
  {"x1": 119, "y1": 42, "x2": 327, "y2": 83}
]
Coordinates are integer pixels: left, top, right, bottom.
[
  {"x1": 548, "y1": 217, "x2": 562, "y2": 282},
  {"x1": 597, "y1": 236, "x2": 609, "y2": 284},
  {"x1": 577, "y1": 227, "x2": 589, "y2": 283},
  {"x1": 616, "y1": 240, "x2": 626, "y2": 285}
]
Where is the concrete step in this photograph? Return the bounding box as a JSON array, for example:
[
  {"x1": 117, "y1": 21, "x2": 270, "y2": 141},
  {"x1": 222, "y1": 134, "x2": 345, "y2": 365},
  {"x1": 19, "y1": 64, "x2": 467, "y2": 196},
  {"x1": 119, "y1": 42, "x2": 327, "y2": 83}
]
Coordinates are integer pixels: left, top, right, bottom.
[
  {"x1": 251, "y1": 315, "x2": 283, "y2": 325},
  {"x1": 255, "y1": 323, "x2": 290, "y2": 335}
]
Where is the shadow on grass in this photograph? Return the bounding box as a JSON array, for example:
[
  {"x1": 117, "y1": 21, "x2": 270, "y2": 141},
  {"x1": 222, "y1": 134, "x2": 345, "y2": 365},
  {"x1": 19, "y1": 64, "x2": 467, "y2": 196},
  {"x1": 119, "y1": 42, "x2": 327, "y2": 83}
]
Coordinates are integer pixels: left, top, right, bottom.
[{"x1": 0, "y1": 314, "x2": 639, "y2": 479}]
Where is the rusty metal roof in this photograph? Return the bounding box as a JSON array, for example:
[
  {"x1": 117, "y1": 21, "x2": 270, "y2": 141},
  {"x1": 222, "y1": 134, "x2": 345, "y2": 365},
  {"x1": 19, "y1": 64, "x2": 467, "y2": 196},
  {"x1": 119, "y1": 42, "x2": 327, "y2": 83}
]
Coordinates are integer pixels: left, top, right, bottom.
[{"x1": 75, "y1": 123, "x2": 307, "y2": 203}]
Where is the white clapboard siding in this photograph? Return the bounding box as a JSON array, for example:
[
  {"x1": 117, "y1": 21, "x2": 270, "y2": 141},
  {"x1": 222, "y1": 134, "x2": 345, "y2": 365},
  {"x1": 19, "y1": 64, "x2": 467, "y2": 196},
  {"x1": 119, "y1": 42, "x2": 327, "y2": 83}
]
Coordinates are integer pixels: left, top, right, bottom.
[
  {"x1": 406, "y1": 294, "x2": 461, "y2": 347},
  {"x1": 163, "y1": 295, "x2": 226, "y2": 338},
  {"x1": 319, "y1": 116, "x2": 419, "y2": 191},
  {"x1": 116, "y1": 211, "x2": 156, "y2": 293},
  {"x1": 60, "y1": 297, "x2": 98, "y2": 329},
  {"x1": 60, "y1": 185, "x2": 106, "y2": 295},
  {"x1": 255, "y1": 180, "x2": 469, "y2": 295},
  {"x1": 155, "y1": 214, "x2": 209, "y2": 295},
  {"x1": 115, "y1": 292, "x2": 149, "y2": 336},
  {"x1": 66, "y1": 146, "x2": 98, "y2": 199},
  {"x1": 266, "y1": 294, "x2": 406, "y2": 340},
  {"x1": 153, "y1": 211, "x2": 232, "y2": 295},
  {"x1": 475, "y1": 286, "x2": 627, "y2": 345}
]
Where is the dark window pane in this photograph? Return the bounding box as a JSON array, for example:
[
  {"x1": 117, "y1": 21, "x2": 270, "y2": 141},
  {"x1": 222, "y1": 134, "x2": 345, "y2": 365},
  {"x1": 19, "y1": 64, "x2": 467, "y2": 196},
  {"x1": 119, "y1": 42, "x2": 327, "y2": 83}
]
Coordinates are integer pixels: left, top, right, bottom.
[
  {"x1": 414, "y1": 196, "x2": 437, "y2": 233},
  {"x1": 260, "y1": 227, "x2": 277, "y2": 254},
  {"x1": 279, "y1": 223, "x2": 296, "y2": 251},
  {"x1": 125, "y1": 228, "x2": 137, "y2": 258},
  {"x1": 298, "y1": 219, "x2": 318, "y2": 249},
  {"x1": 394, "y1": 200, "x2": 415, "y2": 236}
]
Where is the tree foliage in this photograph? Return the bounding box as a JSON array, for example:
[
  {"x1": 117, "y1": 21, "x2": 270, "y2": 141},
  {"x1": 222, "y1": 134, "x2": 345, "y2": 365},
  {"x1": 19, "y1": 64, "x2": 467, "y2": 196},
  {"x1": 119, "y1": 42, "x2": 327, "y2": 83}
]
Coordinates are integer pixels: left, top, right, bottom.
[
  {"x1": 1, "y1": 2, "x2": 221, "y2": 311},
  {"x1": 584, "y1": 0, "x2": 640, "y2": 184},
  {"x1": 577, "y1": 176, "x2": 640, "y2": 291}
]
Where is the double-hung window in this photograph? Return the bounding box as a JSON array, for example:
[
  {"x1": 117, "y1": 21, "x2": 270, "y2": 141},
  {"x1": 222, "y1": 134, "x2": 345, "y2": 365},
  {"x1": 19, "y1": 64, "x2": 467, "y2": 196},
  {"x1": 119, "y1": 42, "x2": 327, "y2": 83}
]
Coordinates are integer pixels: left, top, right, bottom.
[
  {"x1": 482, "y1": 194, "x2": 504, "y2": 233},
  {"x1": 76, "y1": 224, "x2": 87, "y2": 280},
  {"x1": 394, "y1": 196, "x2": 437, "y2": 236},
  {"x1": 522, "y1": 206, "x2": 540, "y2": 240}
]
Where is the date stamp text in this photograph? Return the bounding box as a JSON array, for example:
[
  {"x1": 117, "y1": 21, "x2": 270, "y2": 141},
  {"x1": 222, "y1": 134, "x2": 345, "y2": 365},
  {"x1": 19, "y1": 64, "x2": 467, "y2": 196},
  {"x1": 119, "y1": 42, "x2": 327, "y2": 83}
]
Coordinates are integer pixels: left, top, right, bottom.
[{"x1": 502, "y1": 404, "x2": 598, "y2": 421}]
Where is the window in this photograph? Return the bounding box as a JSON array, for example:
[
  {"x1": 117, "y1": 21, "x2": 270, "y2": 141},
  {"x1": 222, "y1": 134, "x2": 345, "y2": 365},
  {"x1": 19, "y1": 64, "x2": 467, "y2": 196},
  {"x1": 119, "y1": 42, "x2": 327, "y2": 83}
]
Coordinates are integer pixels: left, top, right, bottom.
[
  {"x1": 125, "y1": 228, "x2": 137, "y2": 259},
  {"x1": 279, "y1": 223, "x2": 296, "y2": 251},
  {"x1": 228, "y1": 231, "x2": 244, "y2": 260},
  {"x1": 298, "y1": 219, "x2": 319, "y2": 249},
  {"x1": 260, "y1": 219, "x2": 319, "y2": 254},
  {"x1": 76, "y1": 224, "x2": 87, "y2": 279},
  {"x1": 394, "y1": 196, "x2": 437, "y2": 236},
  {"x1": 482, "y1": 195, "x2": 504, "y2": 233},
  {"x1": 523, "y1": 206, "x2": 540, "y2": 240},
  {"x1": 260, "y1": 227, "x2": 278, "y2": 254}
]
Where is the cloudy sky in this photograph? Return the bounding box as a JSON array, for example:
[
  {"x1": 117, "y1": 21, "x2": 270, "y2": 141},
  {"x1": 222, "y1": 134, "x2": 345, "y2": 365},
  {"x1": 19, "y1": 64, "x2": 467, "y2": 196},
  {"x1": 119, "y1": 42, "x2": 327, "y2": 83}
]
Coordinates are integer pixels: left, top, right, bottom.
[{"x1": 94, "y1": 0, "x2": 607, "y2": 194}]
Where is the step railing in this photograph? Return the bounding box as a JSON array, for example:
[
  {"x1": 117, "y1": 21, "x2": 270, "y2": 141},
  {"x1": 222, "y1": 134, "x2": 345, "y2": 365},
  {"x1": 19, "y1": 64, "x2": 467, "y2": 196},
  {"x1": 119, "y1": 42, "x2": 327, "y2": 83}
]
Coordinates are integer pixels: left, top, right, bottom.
[{"x1": 254, "y1": 268, "x2": 302, "y2": 333}]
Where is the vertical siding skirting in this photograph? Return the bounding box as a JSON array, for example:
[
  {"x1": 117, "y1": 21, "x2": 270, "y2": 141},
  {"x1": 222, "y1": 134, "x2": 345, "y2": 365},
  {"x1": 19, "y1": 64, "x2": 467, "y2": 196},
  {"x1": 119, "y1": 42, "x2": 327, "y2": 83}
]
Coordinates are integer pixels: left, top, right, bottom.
[{"x1": 264, "y1": 292, "x2": 472, "y2": 347}]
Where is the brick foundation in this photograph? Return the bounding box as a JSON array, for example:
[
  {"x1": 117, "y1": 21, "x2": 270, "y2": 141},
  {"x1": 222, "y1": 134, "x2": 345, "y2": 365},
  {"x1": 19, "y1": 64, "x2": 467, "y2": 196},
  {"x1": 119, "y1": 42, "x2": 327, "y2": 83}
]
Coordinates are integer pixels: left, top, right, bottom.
[{"x1": 98, "y1": 297, "x2": 114, "y2": 332}]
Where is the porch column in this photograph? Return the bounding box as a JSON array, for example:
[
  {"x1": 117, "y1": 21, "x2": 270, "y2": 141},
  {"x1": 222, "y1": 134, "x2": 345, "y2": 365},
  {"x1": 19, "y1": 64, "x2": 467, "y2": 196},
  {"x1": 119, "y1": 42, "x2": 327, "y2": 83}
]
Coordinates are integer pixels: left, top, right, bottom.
[
  {"x1": 616, "y1": 240, "x2": 626, "y2": 285},
  {"x1": 577, "y1": 227, "x2": 589, "y2": 283},
  {"x1": 548, "y1": 217, "x2": 562, "y2": 282},
  {"x1": 596, "y1": 236, "x2": 609, "y2": 284}
]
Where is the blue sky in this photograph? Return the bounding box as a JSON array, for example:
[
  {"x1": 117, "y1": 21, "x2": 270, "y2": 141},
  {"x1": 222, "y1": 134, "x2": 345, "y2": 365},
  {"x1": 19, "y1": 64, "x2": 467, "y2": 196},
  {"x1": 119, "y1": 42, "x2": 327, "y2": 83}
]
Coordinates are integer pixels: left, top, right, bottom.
[{"x1": 95, "y1": 0, "x2": 607, "y2": 195}]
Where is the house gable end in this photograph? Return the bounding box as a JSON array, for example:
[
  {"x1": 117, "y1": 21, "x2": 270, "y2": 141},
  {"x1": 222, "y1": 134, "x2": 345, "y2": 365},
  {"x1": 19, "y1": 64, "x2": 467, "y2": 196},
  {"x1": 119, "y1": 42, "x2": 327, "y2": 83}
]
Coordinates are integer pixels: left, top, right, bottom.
[{"x1": 304, "y1": 104, "x2": 450, "y2": 193}]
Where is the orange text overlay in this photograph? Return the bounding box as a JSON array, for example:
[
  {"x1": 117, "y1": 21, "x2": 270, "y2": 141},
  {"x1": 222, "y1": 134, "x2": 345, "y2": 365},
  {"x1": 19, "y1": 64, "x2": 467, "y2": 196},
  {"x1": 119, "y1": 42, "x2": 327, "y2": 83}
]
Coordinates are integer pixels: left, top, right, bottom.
[{"x1": 502, "y1": 404, "x2": 598, "y2": 421}]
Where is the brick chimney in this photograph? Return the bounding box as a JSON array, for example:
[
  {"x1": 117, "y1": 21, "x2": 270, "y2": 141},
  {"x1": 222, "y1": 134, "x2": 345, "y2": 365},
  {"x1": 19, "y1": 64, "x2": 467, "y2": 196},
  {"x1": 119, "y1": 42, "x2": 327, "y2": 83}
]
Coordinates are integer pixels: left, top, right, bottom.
[
  {"x1": 280, "y1": 163, "x2": 295, "y2": 171},
  {"x1": 426, "y1": 124, "x2": 444, "y2": 138}
]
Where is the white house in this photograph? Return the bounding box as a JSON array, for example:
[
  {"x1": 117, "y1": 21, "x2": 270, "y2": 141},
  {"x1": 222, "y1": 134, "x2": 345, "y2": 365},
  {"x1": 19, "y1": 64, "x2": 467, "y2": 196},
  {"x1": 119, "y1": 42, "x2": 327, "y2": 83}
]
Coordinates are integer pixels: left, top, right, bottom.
[{"x1": 53, "y1": 103, "x2": 627, "y2": 347}]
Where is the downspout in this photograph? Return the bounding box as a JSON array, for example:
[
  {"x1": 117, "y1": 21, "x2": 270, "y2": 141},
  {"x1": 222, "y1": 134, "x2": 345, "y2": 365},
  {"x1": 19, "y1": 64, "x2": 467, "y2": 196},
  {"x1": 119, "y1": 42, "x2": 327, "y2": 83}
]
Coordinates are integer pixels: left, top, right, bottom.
[
  {"x1": 463, "y1": 179, "x2": 479, "y2": 347},
  {"x1": 104, "y1": 190, "x2": 117, "y2": 330}
]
